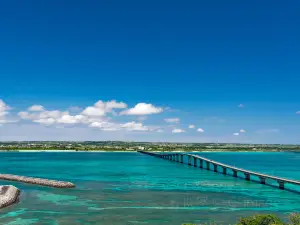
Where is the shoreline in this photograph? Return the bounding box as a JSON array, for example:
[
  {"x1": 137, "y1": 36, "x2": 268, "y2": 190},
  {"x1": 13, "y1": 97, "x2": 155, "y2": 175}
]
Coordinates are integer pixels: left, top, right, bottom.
[{"x1": 0, "y1": 150, "x2": 287, "y2": 153}]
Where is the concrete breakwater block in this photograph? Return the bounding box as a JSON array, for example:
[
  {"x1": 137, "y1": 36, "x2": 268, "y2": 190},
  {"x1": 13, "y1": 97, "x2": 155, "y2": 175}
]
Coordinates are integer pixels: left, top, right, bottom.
[
  {"x1": 0, "y1": 185, "x2": 20, "y2": 209},
  {"x1": 0, "y1": 174, "x2": 75, "y2": 188}
]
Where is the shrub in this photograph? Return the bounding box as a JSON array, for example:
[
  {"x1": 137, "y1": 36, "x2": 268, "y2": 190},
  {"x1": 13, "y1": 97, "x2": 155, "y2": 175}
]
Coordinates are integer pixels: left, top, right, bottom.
[
  {"x1": 289, "y1": 213, "x2": 300, "y2": 225},
  {"x1": 236, "y1": 214, "x2": 284, "y2": 225}
]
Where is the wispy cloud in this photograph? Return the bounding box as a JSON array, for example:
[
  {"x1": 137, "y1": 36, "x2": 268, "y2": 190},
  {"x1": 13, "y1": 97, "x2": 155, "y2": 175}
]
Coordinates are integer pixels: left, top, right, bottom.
[
  {"x1": 256, "y1": 129, "x2": 280, "y2": 134},
  {"x1": 238, "y1": 104, "x2": 244, "y2": 108},
  {"x1": 165, "y1": 118, "x2": 180, "y2": 123},
  {"x1": 233, "y1": 132, "x2": 239, "y2": 136},
  {"x1": 172, "y1": 128, "x2": 185, "y2": 133}
]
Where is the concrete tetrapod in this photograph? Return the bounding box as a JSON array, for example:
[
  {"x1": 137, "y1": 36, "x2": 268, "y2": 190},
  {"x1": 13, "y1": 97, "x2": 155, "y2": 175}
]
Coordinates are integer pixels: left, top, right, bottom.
[{"x1": 0, "y1": 185, "x2": 21, "y2": 209}]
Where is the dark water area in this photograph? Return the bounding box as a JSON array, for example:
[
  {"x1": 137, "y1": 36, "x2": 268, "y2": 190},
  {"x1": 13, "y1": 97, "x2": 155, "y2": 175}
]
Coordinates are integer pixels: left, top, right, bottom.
[{"x1": 0, "y1": 152, "x2": 300, "y2": 224}]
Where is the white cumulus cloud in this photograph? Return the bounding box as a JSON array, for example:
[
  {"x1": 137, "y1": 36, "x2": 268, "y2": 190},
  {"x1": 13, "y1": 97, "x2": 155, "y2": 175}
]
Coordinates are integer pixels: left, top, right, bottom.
[
  {"x1": 0, "y1": 100, "x2": 16, "y2": 124},
  {"x1": 120, "y1": 103, "x2": 163, "y2": 115},
  {"x1": 165, "y1": 118, "x2": 180, "y2": 123},
  {"x1": 233, "y1": 132, "x2": 240, "y2": 136},
  {"x1": 121, "y1": 121, "x2": 149, "y2": 131},
  {"x1": 197, "y1": 128, "x2": 204, "y2": 132},
  {"x1": 172, "y1": 128, "x2": 185, "y2": 133},
  {"x1": 28, "y1": 105, "x2": 45, "y2": 112},
  {"x1": 82, "y1": 100, "x2": 127, "y2": 117},
  {"x1": 240, "y1": 129, "x2": 246, "y2": 133},
  {"x1": 89, "y1": 121, "x2": 120, "y2": 131},
  {"x1": 188, "y1": 124, "x2": 195, "y2": 129}
]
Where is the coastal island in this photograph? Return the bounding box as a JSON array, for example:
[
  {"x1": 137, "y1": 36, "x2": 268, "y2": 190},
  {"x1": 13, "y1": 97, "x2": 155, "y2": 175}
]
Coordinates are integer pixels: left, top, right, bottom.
[{"x1": 0, "y1": 141, "x2": 299, "y2": 152}]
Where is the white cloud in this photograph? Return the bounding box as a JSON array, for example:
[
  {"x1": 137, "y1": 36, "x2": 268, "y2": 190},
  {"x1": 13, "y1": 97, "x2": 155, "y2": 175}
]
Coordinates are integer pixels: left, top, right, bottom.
[
  {"x1": 156, "y1": 129, "x2": 164, "y2": 133},
  {"x1": 172, "y1": 128, "x2": 185, "y2": 133},
  {"x1": 197, "y1": 128, "x2": 204, "y2": 132},
  {"x1": 233, "y1": 132, "x2": 240, "y2": 136},
  {"x1": 121, "y1": 121, "x2": 149, "y2": 131},
  {"x1": 89, "y1": 121, "x2": 120, "y2": 131},
  {"x1": 18, "y1": 100, "x2": 128, "y2": 128},
  {"x1": 240, "y1": 129, "x2": 246, "y2": 133},
  {"x1": 28, "y1": 105, "x2": 45, "y2": 112},
  {"x1": 56, "y1": 115, "x2": 85, "y2": 124},
  {"x1": 81, "y1": 106, "x2": 106, "y2": 117},
  {"x1": 19, "y1": 109, "x2": 83, "y2": 125},
  {"x1": 82, "y1": 100, "x2": 127, "y2": 117},
  {"x1": 104, "y1": 100, "x2": 127, "y2": 109},
  {"x1": 120, "y1": 103, "x2": 163, "y2": 115},
  {"x1": 0, "y1": 100, "x2": 11, "y2": 111},
  {"x1": 0, "y1": 100, "x2": 16, "y2": 124},
  {"x1": 188, "y1": 124, "x2": 195, "y2": 129},
  {"x1": 34, "y1": 118, "x2": 56, "y2": 125},
  {"x1": 165, "y1": 118, "x2": 180, "y2": 123},
  {"x1": 296, "y1": 111, "x2": 300, "y2": 114},
  {"x1": 238, "y1": 104, "x2": 244, "y2": 108}
]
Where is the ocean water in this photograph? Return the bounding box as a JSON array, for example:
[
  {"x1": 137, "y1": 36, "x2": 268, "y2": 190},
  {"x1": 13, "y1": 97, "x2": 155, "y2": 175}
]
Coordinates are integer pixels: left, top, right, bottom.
[{"x1": 0, "y1": 152, "x2": 300, "y2": 225}]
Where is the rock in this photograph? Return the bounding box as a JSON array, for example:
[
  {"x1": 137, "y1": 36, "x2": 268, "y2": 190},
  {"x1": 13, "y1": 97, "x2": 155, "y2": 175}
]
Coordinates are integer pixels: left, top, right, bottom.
[{"x1": 0, "y1": 185, "x2": 20, "y2": 209}]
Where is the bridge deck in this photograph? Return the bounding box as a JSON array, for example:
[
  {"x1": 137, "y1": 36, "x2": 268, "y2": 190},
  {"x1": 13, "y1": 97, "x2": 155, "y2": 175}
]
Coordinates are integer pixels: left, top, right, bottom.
[
  {"x1": 138, "y1": 151, "x2": 300, "y2": 186},
  {"x1": 184, "y1": 153, "x2": 300, "y2": 185}
]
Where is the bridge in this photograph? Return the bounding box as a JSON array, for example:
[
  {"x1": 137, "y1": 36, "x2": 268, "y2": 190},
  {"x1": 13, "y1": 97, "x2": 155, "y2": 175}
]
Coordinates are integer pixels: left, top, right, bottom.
[{"x1": 138, "y1": 151, "x2": 300, "y2": 191}]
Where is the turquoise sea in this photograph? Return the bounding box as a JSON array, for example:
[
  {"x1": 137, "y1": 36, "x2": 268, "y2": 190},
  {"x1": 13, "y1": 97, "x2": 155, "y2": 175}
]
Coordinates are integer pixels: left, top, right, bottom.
[{"x1": 0, "y1": 152, "x2": 300, "y2": 225}]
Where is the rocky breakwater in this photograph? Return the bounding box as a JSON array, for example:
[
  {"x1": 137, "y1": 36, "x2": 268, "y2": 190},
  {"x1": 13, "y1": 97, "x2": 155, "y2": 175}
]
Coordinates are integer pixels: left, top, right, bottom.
[
  {"x1": 0, "y1": 174, "x2": 75, "y2": 188},
  {"x1": 0, "y1": 185, "x2": 20, "y2": 209}
]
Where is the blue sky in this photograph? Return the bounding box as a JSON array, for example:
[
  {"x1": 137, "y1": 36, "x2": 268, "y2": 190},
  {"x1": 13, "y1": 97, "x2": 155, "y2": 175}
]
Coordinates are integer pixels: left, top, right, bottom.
[{"x1": 0, "y1": 0, "x2": 300, "y2": 143}]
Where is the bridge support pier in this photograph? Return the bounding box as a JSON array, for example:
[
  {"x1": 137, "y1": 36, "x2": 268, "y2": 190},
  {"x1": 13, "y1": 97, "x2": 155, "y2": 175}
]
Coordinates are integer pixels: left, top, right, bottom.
[
  {"x1": 206, "y1": 161, "x2": 210, "y2": 170},
  {"x1": 222, "y1": 167, "x2": 227, "y2": 175},
  {"x1": 188, "y1": 156, "x2": 192, "y2": 165},
  {"x1": 180, "y1": 155, "x2": 183, "y2": 163},
  {"x1": 259, "y1": 177, "x2": 266, "y2": 184},
  {"x1": 194, "y1": 157, "x2": 197, "y2": 167},
  {"x1": 278, "y1": 181, "x2": 285, "y2": 190},
  {"x1": 233, "y1": 170, "x2": 237, "y2": 177},
  {"x1": 199, "y1": 160, "x2": 203, "y2": 168},
  {"x1": 213, "y1": 164, "x2": 218, "y2": 172},
  {"x1": 244, "y1": 173, "x2": 250, "y2": 181}
]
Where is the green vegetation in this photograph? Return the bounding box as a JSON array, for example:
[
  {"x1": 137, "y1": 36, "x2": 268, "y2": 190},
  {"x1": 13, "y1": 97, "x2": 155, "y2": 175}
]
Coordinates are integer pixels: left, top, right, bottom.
[
  {"x1": 0, "y1": 141, "x2": 300, "y2": 152},
  {"x1": 236, "y1": 213, "x2": 300, "y2": 225}
]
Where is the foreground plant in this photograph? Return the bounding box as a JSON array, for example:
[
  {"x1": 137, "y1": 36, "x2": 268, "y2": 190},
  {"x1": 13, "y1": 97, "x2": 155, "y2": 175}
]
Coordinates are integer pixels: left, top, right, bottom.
[
  {"x1": 289, "y1": 213, "x2": 300, "y2": 225},
  {"x1": 236, "y1": 214, "x2": 284, "y2": 225},
  {"x1": 236, "y1": 213, "x2": 300, "y2": 225}
]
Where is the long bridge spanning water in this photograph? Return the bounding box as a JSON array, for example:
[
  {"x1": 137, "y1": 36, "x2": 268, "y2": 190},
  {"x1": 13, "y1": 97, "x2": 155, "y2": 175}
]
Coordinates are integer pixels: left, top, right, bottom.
[{"x1": 138, "y1": 151, "x2": 300, "y2": 191}]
